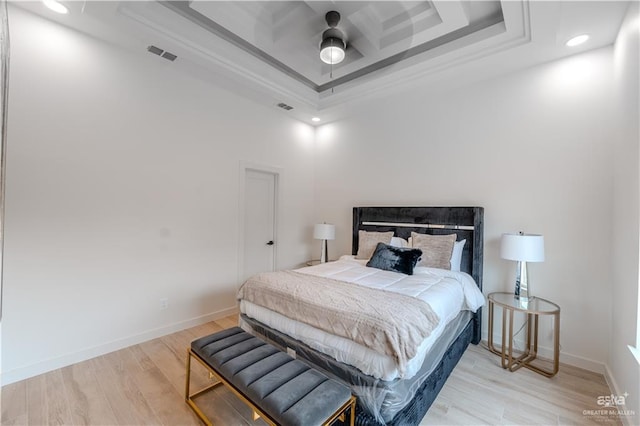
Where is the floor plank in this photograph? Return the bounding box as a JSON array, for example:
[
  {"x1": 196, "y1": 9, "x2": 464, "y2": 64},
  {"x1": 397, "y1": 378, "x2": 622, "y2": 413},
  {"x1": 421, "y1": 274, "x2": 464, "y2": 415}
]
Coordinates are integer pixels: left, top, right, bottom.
[
  {"x1": 91, "y1": 352, "x2": 161, "y2": 425},
  {"x1": 24, "y1": 374, "x2": 46, "y2": 426},
  {"x1": 43, "y1": 370, "x2": 74, "y2": 425},
  {"x1": 60, "y1": 361, "x2": 119, "y2": 425},
  {"x1": 1, "y1": 315, "x2": 622, "y2": 426},
  {"x1": 138, "y1": 336, "x2": 187, "y2": 396},
  {"x1": 0, "y1": 380, "x2": 27, "y2": 425},
  {"x1": 131, "y1": 366, "x2": 199, "y2": 425}
]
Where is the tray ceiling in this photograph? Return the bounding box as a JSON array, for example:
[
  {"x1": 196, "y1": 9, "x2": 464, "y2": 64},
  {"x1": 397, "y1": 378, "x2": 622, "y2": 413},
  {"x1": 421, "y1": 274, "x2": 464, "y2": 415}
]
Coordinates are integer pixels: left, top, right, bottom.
[
  {"x1": 13, "y1": 1, "x2": 631, "y2": 124},
  {"x1": 162, "y1": 1, "x2": 504, "y2": 92}
]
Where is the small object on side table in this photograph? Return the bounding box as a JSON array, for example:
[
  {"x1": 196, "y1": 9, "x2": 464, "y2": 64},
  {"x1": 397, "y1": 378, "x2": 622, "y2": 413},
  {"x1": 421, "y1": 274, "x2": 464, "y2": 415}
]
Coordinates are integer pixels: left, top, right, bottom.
[
  {"x1": 487, "y1": 291, "x2": 560, "y2": 377},
  {"x1": 306, "y1": 259, "x2": 322, "y2": 266}
]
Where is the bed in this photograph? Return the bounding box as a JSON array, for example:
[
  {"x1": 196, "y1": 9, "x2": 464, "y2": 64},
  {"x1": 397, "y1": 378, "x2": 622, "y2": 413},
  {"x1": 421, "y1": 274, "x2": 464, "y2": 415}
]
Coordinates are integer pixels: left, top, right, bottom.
[{"x1": 238, "y1": 206, "x2": 484, "y2": 425}]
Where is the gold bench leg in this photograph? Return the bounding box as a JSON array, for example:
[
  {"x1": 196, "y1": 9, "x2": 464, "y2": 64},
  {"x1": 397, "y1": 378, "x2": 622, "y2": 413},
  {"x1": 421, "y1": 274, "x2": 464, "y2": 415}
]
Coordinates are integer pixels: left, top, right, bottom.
[
  {"x1": 185, "y1": 349, "x2": 223, "y2": 425},
  {"x1": 184, "y1": 349, "x2": 279, "y2": 426},
  {"x1": 322, "y1": 395, "x2": 357, "y2": 426}
]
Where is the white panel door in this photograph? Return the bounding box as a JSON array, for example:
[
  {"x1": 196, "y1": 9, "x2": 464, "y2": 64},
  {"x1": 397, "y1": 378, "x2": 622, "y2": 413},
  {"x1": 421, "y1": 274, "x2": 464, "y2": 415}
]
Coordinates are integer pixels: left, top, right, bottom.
[{"x1": 243, "y1": 169, "x2": 276, "y2": 281}]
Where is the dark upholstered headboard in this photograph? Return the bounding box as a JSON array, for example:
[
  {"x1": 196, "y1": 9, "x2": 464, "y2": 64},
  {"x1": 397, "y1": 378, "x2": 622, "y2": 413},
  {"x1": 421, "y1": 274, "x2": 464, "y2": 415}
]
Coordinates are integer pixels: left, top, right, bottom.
[{"x1": 352, "y1": 206, "x2": 484, "y2": 344}]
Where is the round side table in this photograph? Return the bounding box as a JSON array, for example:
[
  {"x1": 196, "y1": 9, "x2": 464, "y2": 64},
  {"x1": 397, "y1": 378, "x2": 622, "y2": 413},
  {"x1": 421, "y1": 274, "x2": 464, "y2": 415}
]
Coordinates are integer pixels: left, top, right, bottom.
[{"x1": 487, "y1": 292, "x2": 560, "y2": 377}]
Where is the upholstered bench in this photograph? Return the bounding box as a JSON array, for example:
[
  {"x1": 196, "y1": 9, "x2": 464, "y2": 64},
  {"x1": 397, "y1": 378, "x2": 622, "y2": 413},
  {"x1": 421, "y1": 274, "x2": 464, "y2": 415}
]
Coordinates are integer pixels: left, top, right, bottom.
[{"x1": 185, "y1": 327, "x2": 356, "y2": 426}]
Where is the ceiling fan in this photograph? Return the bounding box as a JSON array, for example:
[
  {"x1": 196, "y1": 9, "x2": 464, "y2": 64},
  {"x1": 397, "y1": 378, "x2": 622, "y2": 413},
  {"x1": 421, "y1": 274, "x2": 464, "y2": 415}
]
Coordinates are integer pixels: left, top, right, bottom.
[{"x1": 319, "y1": 11, "x2": 346, "y2": 65}]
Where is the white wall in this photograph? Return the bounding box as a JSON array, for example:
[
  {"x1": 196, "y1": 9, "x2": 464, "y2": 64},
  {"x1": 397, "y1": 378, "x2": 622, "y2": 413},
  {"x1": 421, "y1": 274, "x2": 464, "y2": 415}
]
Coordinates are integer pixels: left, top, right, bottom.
[
  {"x1": 3, "y1": 2, "x2": 637, "y2": 399},
  {"x1": 611, "y1": 2, "x2": 640, "y2": 422},
  {"x1": 314, "y1": 47, "x2": 618, "y2": 371},
  {"x1": 1, "y1": 7, "x2": 315, "y2": 384}
]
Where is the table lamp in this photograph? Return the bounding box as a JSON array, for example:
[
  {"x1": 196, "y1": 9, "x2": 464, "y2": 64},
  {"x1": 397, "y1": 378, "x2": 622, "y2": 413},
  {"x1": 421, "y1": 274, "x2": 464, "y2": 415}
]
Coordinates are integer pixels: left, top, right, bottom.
[
  {"x1": 500, "y1": 232, "x2": 545, "y2": 300},
  {"x1": 314, "y1": 223, "x2": 335, "y2": 263}
]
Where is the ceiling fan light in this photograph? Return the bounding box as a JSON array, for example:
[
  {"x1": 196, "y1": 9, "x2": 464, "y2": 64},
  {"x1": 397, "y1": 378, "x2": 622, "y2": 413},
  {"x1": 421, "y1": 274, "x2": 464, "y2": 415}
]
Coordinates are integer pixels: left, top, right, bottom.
[
  {"x1": 320, "y1": 37, "x2": 345, "y2": 64},
  {"x1": 43, "y1": 0, "x2": 68, "y2": 14}
]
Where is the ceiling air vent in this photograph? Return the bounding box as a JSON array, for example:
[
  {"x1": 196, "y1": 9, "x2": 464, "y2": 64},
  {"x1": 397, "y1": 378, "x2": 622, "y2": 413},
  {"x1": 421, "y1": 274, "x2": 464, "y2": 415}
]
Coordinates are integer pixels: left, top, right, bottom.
[
  {"x1": 161, "y1": 52, "x2": 177, "y2": 61},
  {"x1": 147, "y1": 45, "x2": 177, "y2": 62},
  {"x1": 276, "y1": 102, "x2": 294, "y2": 111}
]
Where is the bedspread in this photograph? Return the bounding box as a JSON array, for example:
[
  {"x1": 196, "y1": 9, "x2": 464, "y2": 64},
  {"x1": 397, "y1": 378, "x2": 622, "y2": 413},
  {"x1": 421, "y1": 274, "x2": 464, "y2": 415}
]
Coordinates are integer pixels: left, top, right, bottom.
[{"x1": 237, "y1": 270, "x2": 439, "y2": 374}]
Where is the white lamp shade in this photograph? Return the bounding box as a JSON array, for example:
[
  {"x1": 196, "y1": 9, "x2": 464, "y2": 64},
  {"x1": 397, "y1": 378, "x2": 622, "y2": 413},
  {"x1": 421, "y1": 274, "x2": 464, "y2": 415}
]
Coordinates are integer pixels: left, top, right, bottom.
[
  {"x1": 500, "y1": 233, "x2": 545, "y2": 262},
  {"x1": 314, "y1": 224, "x2": 335, "y2": 240}
]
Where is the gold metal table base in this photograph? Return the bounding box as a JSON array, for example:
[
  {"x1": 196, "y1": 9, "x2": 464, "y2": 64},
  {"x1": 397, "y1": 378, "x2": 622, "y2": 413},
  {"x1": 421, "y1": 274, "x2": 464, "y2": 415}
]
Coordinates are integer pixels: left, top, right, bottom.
[
  {"x1": 185, "y1": 348, "x2": 356, "y2": 426},
  {"x1": 487, "y1": 293, "x2": 560, "y2": 378}
]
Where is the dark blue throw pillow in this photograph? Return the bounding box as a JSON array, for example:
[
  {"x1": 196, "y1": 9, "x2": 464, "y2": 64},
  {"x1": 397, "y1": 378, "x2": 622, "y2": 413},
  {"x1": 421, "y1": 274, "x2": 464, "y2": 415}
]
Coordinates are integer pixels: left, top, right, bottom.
[{"x1": 366, "y1": 243, "x2": 423, "y2": 275}]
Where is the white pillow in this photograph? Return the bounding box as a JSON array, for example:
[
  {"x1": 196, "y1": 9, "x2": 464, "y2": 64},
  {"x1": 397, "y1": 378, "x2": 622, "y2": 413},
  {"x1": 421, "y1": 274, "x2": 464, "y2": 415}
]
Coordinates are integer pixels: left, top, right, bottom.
[
  {"x1": 390, "y1": 237, "x2": 409, "y2": 248},
  {"x1": 408, "y1": 236, "x2": 466, "y2": 271},
  {"x1": 450, "y1": 239, "x2": 466, "y2": 272}
]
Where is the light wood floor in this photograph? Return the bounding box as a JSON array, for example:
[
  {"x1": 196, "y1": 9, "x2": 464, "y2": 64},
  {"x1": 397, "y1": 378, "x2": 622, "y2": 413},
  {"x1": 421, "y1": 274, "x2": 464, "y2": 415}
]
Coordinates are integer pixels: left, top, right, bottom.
[{"x1": 1, "y1": 315, "x2": 620, "y2": 426}]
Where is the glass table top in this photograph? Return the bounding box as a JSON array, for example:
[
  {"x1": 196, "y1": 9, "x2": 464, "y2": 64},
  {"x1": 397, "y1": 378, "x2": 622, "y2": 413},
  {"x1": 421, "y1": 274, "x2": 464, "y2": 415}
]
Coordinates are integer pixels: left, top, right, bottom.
[{"x1": 488, "y1": 292, "x2": 560, "y2": 314}]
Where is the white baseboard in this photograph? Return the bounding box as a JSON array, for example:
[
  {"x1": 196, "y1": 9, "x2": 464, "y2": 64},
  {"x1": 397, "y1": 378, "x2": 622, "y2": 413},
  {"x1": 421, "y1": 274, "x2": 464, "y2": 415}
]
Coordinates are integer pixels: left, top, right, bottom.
[
  {"x1": 603, "y1": 363, "x2": 636, "y2": 426},
  {"x1": 0, "y1": 306, "x2": 238, "y2": 386},
  {"x1": 481, "y1": 331, "x2": 605, "y2": 374},
  {"x1": 557, "y1": 349, "x2": 606, "y2": 374}
]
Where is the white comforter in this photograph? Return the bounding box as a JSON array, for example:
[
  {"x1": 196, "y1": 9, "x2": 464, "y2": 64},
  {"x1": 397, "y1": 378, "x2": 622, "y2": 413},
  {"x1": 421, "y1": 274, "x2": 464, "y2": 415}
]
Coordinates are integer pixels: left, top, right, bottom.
[{"x1": 239, "y1": 255, "x2": 485, "y2": 380}]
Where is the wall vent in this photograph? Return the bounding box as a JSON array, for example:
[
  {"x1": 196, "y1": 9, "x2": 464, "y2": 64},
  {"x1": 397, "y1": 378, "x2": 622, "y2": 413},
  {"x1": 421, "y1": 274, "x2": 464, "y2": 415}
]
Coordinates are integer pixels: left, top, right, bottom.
[
  {"x1": 147, "y1": 45, "x2": 178, "y2": 62},
  {"x1": 276, "y1": 102, "x2": 293, "y2": 111}
]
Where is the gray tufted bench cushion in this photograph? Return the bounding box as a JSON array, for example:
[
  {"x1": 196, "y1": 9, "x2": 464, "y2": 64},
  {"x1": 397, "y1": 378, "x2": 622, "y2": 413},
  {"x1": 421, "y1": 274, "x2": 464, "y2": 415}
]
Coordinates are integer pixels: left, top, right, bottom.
[{"x1": 186, "y1": 327, "x2": 355, "y2": 426}]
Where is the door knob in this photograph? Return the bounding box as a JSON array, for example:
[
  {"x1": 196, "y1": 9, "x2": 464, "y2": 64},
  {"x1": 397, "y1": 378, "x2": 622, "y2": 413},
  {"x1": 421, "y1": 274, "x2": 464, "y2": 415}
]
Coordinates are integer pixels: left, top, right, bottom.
[{"x1": 266, "y1": 241, "x2": 274, "y2": 246}]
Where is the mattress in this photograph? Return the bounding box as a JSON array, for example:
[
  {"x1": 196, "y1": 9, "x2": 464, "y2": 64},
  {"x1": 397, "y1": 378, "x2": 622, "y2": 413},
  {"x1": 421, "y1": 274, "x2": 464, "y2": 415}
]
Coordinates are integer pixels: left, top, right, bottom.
[
  {"x1": 238, "y1": 256, "x2": 484, "y2": 381},
  {"x1": 240, "y1": 310, "x2": 473, "y2": 424}
]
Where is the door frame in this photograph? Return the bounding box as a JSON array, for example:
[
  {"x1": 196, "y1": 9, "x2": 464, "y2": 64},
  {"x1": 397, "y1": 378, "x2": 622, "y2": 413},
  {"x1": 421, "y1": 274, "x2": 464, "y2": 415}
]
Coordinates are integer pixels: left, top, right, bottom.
[{"x1": 238, "y1": 161, "x2": 282, "y2": 287}]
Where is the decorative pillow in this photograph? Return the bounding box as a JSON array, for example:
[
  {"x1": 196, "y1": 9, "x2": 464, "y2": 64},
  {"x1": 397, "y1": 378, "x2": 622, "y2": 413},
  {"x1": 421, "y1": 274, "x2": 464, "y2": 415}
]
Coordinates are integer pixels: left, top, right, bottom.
[
  {"x1": 410, "y1": 237, "x2": 466, "y2": 271},
  {"x1": 410, "y1": 232, "x2": 457, "y2": 269},
  {"x1": 390, "y1": 236, "x2": 409, "y2": 248},
  {"x1": 356, "y1": 230, "x2": 394, "y2": 259},
  {"x1": 366, "y1": 243, "x2": 423, "y2": 275},
  {"x1": 450, "y1": 239, "x2": 466, "y2": 272}
]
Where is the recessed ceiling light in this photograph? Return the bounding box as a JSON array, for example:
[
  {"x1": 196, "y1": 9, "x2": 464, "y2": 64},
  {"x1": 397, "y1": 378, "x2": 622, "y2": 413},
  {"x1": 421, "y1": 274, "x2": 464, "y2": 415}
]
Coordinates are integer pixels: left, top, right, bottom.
[
  {"x1": 312, "y1": 117, "x2": 321, "y2": 122},
  {"x1": 43, "y1": 0, "x2": 69, "y2": 14},
  {"x1": 566, "y1": 34, "x2": 589, "y2": 47}
]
